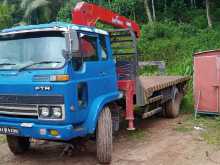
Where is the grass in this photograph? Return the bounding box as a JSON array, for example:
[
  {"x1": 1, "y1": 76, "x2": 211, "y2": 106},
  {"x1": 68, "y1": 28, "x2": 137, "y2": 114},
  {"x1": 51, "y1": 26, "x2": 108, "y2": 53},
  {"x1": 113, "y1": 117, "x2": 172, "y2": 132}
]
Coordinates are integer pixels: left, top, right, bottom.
[
  {"x1": 175, "y1": 114, "x2": 220, "y2": 145},
  {"x1": 198, "y1": 116, "x2": 220, "y2": 145},
  {"x1": 0, "y1": 135, "x2": 6, "y2": 143},
  {"x1": 175, "y1": 115, "x2": 195, "y2": 133},
  {"x1": 175, "y1": 124, "x2": 193, "y2": 133},
  {"x1": 127, "y1": 129, "x2": 147, "y2": 141}
]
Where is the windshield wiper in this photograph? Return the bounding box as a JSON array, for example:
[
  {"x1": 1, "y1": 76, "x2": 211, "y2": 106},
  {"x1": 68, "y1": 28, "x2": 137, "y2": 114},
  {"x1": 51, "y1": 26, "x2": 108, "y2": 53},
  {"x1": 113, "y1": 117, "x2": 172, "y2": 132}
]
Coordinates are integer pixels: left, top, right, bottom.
[
  {"x1": 18, "y1": 61, "x2": 61, "y2": 72},
  {"x1": 0, "y1": 63, "x2": 16, "y2": 66}
]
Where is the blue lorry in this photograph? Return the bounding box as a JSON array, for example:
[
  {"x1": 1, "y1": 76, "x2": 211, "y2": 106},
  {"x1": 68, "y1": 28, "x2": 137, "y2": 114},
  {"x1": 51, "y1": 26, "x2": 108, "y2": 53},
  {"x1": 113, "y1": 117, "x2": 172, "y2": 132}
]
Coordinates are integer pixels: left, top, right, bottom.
[{"x1": 0, "y1": 2, "x2": 190, "y2": 164}]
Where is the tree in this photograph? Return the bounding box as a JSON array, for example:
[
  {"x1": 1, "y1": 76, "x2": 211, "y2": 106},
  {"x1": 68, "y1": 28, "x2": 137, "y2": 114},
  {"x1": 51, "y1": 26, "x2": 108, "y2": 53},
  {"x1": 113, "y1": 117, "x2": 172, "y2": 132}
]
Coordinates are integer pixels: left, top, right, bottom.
[
  {"x1": 206, "y1": 0, "x2": 212, "y2": 28},
  {"x1": 190, "y1": 0, "x2": 196, "y2": 8},
  {"x1": 20, "y1": 0, "x2": 51, "y2": 24},
  {"x1": 152, "y1": 0, "x2": 156, "y2": 21},
  {"x1": 144, "y1": 0, "x2": 153, "y2": 24},
  {"x1": 105, "y1": 0, "x2": 146, "y2": 23},
  {"x1": 20, "y1": 0, "x2": 65, "y2": 24},
  {"x1": 57, "y1": 0, "x2": 78, "y2": 23},
  {"x1": 0, "y1": 1, "x2": 14, "y2": 29},
  {"x1": 168, "y1": 0, "x2": 187, "y2": 22}
]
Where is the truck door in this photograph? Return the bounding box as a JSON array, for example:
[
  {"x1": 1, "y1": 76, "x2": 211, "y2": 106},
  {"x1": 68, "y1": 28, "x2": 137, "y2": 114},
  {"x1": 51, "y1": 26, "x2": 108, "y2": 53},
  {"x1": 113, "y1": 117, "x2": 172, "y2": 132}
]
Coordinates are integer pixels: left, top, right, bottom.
[
  {"x1": 97, "y1": 34, "x2": 117, "y2": 94},
  {"x1": 71, "y1": 32, "x2": 117, "y2": 123}
]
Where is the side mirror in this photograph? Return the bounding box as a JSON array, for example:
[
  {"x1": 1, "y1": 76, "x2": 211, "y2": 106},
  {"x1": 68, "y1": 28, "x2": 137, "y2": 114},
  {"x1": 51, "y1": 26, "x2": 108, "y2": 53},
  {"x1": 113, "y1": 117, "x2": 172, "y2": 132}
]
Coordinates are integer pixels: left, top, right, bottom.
[
  {"x1": 64, "y1": 30, "x2": 79, "y2": 58},
  {"x1": 70, "y1": 30, "x2": 79, "y2": 53}
]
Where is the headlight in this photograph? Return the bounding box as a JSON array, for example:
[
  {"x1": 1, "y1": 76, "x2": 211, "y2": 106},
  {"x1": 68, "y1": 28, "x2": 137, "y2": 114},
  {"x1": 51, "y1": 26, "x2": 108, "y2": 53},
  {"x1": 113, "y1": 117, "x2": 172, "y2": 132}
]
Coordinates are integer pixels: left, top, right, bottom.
[
  {"x1": 39, "y1": 106, "x2": 50, "y2": 117},
  {"x1": 52, "y1": 107, "x2": 62, "y2": 118},
  {"x1": 38, "y1": 105, "x2": 64, "y2": 120}
]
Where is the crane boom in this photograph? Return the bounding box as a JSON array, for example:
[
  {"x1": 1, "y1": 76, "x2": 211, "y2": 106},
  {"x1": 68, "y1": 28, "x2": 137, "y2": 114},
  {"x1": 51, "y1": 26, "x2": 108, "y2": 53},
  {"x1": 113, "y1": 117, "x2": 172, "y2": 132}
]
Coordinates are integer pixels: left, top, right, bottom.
[{"x1": 72, "y1": 2, "x2": 141, "y2": 38}]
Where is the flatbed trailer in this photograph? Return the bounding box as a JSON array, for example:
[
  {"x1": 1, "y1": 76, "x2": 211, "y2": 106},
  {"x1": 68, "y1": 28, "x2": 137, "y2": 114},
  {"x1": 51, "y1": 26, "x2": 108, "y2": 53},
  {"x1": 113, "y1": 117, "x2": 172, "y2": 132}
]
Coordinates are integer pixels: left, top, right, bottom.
[{"x1": 139, "y1": 76, "x2": 189, "y2": 102}]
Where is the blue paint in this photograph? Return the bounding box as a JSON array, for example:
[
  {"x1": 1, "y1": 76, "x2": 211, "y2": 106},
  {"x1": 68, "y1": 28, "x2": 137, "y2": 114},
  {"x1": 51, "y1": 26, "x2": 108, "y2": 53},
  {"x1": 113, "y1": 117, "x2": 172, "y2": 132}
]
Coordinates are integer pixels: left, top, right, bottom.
[
  {"x1": 0, "y1": 22, "x2": 121, "y2": 141},
  {"x1": 1, "y1": 22, "x2": 108, "y2": 35}
]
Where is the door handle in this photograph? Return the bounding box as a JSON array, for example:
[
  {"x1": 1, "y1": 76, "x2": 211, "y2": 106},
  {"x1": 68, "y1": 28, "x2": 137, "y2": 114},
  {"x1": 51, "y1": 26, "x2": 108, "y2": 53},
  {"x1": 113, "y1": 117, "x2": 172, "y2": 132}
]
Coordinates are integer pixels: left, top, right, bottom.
[{"x1": 100, "y1": 71, "x2": 107, "y2": 76}]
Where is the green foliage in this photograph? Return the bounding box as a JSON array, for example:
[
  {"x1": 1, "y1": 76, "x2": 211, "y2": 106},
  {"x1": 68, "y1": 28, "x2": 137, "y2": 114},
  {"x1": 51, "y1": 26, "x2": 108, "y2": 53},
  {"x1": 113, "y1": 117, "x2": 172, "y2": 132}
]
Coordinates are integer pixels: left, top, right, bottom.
[
  {"x1": 185, "y1": 9, "x2": 207, "y2": 29},
  {"x1": 165, "y1": 0, "x2": 188, "y2": 22},
  {"x1": 139, "y1": 21, "x2": 220, "y2": 76},
  {"x1": 21, "y1": 0, "x2": 49, "y2": 17},
  {"x1": 127, "y1": 128, "x2": 147, "y2": 140},
  {"x1": 107, "y1": 0, "x2": 146, "y2": 23},
  {"x1": 201, "y1": 117, "x2": 220, "y2": 145},
  {"x1": 57, "y1": 0, "x2": 77, "y2": 23},
  {"x1": 0, "y1": 2, "x2": 14, "y2": 29},
  {"x1": 20, "y1": 0, "x2": 51, "y2": 24},
  {"x1": 0, "y1": 135, "x2": 5, "y2": 143}
]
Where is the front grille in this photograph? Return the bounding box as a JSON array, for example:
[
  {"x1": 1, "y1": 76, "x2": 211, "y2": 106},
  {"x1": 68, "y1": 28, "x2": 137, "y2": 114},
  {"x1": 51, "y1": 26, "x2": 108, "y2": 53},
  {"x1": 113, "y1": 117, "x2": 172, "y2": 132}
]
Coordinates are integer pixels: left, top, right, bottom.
[
  {"x1": 0, "y1": 95, "x2": 64, "y2": 118},
  {"x1": 0, "y1": 104, "x2": 38, "y2": 117},
  {"x1": 0, "y1": 95, "x2": 64, "y2": 104}
]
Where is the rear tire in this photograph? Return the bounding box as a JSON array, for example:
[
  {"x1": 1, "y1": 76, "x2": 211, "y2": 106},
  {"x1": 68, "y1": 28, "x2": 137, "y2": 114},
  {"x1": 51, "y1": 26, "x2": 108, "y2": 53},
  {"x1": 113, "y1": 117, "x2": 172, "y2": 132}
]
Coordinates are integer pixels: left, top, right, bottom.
[
  {"x1": 164, "y1": 90, "x2": 183, "y2": 118},
  {"x1": 7, "y1": 135, "x2": 30, "y2": 155},
  {"x1": 96, "y1": 107, "x2": 112, "y2": 164}
]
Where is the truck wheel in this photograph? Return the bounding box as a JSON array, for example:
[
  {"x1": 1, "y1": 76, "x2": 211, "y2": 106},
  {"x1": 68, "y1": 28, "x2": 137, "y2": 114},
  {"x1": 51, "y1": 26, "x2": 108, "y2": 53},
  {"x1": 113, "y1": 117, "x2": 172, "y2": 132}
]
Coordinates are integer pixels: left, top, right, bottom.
[
  {"x1": 96, "y1": 107, "x2": 112, "y2": 164},
  {"x1": 7, "y1": 135, "x2": 30, "y2": 155},
  {"x1": 164, "y1": 90, "x2": 183, "y2": 118}
]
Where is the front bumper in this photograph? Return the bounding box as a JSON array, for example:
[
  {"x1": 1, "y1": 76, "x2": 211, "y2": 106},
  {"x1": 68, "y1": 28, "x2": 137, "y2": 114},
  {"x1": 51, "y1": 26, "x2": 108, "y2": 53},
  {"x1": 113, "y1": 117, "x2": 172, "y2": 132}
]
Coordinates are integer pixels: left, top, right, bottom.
[{"x1": 0, "y1": 121, "x2": 86, "y2": 141}]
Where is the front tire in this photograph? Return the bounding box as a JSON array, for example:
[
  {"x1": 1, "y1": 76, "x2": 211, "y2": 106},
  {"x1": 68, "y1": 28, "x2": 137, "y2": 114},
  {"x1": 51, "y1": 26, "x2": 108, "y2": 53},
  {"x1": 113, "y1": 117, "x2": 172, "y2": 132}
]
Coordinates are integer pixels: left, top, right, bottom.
[
  {"x1": 7, "y1": 135, "x2": 30, "y2": 155},
  {"x1": 96, "y1": 107, "x2": 112, "y2": 164}
]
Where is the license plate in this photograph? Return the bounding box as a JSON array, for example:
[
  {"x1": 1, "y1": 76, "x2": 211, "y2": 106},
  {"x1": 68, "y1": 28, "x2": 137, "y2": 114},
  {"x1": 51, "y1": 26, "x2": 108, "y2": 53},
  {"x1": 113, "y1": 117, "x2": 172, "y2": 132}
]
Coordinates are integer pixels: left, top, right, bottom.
[{"x1": 0, "y1": 127, "x2": 19, "y2": 135}]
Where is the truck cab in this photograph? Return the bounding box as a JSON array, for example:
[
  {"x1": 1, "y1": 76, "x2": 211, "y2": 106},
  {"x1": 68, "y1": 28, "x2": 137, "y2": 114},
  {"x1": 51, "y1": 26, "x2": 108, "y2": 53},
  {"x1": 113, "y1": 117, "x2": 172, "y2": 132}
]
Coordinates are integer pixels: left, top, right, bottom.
[{"x1": 0, "y1": 22, "x2": 121, "y2": 158}]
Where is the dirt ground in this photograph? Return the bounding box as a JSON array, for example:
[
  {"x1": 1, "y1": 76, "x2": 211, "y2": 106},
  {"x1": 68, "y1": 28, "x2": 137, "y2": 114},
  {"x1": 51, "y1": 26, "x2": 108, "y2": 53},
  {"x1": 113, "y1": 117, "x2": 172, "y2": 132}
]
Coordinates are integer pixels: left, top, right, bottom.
[{"x1": 0, "y1": 115, "x2": 219, "y2": 165}]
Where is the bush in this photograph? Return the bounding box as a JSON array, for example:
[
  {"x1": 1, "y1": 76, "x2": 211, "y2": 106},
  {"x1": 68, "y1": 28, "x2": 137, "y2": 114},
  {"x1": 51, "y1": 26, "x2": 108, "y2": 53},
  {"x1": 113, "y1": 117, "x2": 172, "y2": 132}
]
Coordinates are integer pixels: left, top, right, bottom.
[
  {"x1": 0, "y1": 3, "x2": 14, "y2": 30},
  {"x1": 186, "y1": 9, "x2": 207, "y2": 29},
  {"x1": 139, "y1": 21, "x2": 220, "y2": 75},
  {"x1": 165, "y1": 0, "x2": 188, "y2": 22},
  {"x1": 108, "y1": 0, "x2": 146, "y2": 24},
  {"x1": 57, "y1": 0, "x2": 77, "y2": 23}
]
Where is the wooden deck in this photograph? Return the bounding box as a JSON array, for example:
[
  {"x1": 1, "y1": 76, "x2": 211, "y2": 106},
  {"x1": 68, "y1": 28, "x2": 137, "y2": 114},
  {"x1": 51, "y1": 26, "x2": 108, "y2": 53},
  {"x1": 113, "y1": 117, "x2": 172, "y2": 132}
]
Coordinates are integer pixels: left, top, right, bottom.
[{"x1": 138, "y1": 76, "x2": 190, "y2": 98}]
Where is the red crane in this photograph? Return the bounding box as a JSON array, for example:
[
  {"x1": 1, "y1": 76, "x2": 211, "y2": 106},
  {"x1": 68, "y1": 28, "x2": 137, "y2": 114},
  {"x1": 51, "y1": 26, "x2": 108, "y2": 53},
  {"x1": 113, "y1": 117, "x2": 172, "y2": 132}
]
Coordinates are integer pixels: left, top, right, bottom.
[{"x1": 72, "y1": 2, "x2": 141, "y2": 38}]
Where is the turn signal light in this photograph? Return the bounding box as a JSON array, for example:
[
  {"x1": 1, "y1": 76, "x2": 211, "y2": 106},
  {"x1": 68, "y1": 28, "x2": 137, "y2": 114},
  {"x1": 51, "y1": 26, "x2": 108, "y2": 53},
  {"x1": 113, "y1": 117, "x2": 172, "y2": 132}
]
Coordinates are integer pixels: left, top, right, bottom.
[
  {"x1": 50, "y1": 130, "x2": 59, "y2": 136},
  {"x1": 50, "y1": 75, "x2": 70, "y2": 82}
]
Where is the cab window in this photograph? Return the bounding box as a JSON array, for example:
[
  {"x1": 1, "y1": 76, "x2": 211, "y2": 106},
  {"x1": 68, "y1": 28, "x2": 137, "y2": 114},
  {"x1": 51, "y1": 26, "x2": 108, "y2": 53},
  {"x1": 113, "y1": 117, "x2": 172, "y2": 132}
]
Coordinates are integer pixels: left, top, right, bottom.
[
  {"x1": 80, "y1": 34, "x2": 98, "y2": 61},
  {"x1": 100, "y1": 35, "x2": 108, "y2": 60}
]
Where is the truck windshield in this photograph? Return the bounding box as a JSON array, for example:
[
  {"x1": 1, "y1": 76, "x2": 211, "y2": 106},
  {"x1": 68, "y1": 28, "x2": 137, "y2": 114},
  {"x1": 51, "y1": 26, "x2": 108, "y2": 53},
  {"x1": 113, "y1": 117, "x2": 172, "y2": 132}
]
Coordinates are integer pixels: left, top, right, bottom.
[{"x1": 0, "y1": 31, "x2": 66, "y2": 70}]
